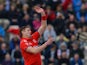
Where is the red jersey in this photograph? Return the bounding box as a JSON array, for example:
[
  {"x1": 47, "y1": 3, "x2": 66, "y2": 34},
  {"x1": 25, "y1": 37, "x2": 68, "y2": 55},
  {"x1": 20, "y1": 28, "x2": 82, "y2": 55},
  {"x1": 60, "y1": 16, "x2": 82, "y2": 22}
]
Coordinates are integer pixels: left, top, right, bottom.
[{"x1": 20, "y1": 32, "x2": 41, "y2": 65}]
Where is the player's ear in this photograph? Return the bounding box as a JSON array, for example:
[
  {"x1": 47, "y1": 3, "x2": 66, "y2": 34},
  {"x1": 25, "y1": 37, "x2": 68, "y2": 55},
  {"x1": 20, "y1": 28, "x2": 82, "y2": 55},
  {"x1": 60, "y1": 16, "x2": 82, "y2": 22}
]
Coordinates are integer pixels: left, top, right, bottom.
[{"x1": 22, "y1": 30, "x2": 25, "y2": 35}]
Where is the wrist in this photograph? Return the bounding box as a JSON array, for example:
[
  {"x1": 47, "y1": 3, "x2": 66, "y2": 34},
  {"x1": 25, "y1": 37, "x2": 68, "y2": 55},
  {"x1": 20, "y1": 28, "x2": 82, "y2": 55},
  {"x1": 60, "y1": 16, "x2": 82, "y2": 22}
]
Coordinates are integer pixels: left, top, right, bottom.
[
  {"x1": 45, "y1": 42, "x2": 49, "y2": 46},
  {"x1": 41, "y1": 15, "x2": 47, "y2": 20}
]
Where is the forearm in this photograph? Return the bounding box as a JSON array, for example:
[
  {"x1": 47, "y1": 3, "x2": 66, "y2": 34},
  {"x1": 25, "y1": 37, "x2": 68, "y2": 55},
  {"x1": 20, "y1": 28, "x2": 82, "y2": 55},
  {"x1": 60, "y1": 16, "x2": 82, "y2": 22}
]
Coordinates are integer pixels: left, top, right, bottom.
[
  {"x1": 34, "y1": 6, "x2": 47, "y2": 31},
  {"x1": 26, "y1": 38, "x2": 53, "y2": 54},
  {"x1": 33, "y1": 42, "x2": 48, "y2": 54},
  {"x1": 26, "y1": 42, "x2": 48, "y2": 54},
  {"x1": 38, "y1": 12, "x2": 47, "y2": 35},
  {"x1": 41, "y1": 12, "x2": 47, "y2": 28}
]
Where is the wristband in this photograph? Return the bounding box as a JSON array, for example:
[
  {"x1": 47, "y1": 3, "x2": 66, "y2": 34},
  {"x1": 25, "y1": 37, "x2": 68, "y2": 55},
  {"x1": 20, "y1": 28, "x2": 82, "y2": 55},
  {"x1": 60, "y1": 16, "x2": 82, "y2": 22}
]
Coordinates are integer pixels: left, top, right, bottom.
[{"x1": 41, "y1": 15, "x2": 47, "y2": 20}]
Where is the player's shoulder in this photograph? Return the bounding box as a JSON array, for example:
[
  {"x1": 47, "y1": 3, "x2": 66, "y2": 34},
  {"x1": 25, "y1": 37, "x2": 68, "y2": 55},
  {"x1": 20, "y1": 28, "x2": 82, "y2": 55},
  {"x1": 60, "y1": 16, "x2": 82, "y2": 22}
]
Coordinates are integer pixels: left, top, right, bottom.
[
  {"x1": 20, "y1": 39, "x2": 29, "y2": 48},
  {"x1": 32, "y1": 31, "x2": 40, "y2": 37}
]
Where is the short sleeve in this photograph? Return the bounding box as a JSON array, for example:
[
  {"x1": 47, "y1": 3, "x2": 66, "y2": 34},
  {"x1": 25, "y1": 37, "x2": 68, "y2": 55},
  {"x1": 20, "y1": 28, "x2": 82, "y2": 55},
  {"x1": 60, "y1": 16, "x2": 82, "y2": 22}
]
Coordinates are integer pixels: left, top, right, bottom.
[
  {"x1": 20, "y1": 40, "x2": 29, "y2": 51},
  {"x1": 32, "y1": 32, "x2": 40, "y2": 40}
]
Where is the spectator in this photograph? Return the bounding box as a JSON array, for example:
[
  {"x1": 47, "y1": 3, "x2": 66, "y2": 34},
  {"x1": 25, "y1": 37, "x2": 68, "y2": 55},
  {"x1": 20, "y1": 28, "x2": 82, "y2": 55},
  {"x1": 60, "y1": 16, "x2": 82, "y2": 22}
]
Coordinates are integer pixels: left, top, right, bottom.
[
  {"x1": 0, "y1": 19, "x2": 10, "y2": 30},
  {"x1": 5, "y1": 0, "x2": 10, "y2": 11},
  {"x1": 70, "y1": 53, "x2": 83, "y2": 65},
  {"x1": 0, "y1": 3, "x2": 10, "y2": 30},
  {"x1": 57, "y1": 42, "x2": 70, "y2": 59},
  {"x1": 43, "y1": 25, "x2": 56, "y2": 65},
  {"x1": 62, "y1": 0, "x2": 71, "y2": 11},
  {"x1": 43, "y1": 24, "x2": 56, "y2": 41},
  {"x1": 0, "y1": 26, "x2": 5, "y2": 38},
  {"x1": 20, "y1": 14, "x2": 33, "y2": 27},
  {"x1": 2, "y1": 53, "x2": 13, "y2": 65},
  {"x1": 65, "y1": 3, "x2": 75, "y2": 18},
  {"x1": 53, "y1": 13, "x2": 65, "y2": 35},
  {"x1": 72, "y1": 0, "x2": 82, "y2": 12},
  {"x1": 20, "y1": 4, "x2": 30, "y2": 18},
  {"x1": 0, "y1": 3, "x2": 8, "y2": 18},
  {"x1": 65, "y1": 23, "x2": 77, "y2": 38},
  {"x1": 66, "y1": 14, "x2": 78, "y2": 29},
  {"x1": 45, "y1": 6, "x2": 56, "y2": 24},
  {"x1": 67, "y1": 34, "x2": 77, "y2": 49},
  {"x1": 8, "y1": 4, "x2": 19, "y2": 21},
  {"x1": 56, "y1": 4, "x2": 63, "y2": 15},
  {"x1": 56, "y1": 33, "x2": 68, "y2": 48},
  {"x1": 0, "y1": 43, "x2": 8, "y2": 64},
  {"x1": 79, "y1": 16, "x2": 87, "y2": 27},
  {"x1": 76, "y1": 25, "x2": 87, "y2": 49},
  {"x1": 8, "y1": 4, "x2": 20, "y2": 33},
  {"x1": 29, "y1": 5, "x2": 38, "y2": 19},
  {"x1": 8, "y1": 4, "x2": 20, "y2": 36},
  {"x1": 58, "y1": 51, "x2": 70, "y2": 65},
  {"x1": 10, "y1": 18, "x2": 19, "y2": 26},
  {"x1": 76, "y1": 3, "x2": 87, "y2": 21},
  {"x1": 11, "y1": 45, "x2": 22, "y2": 65},
  {"x1": 9, "y1": 4, "x2": 19, "y2": 25},
  {"x1": 9, "y1": 36, "x2": 20, "y2": 51},
  {"x1": 32, "y1": 14, "x2": 41, "y2": 31},
  {"x1": 16, "y1": 0, "x2": 22, "y2": 11},
  {"x1": 47, "y1": 44, "x2": 57, "y2": 65},
  {"x1": 70, "y1": 42, "x2": 84, "y2": 59}
]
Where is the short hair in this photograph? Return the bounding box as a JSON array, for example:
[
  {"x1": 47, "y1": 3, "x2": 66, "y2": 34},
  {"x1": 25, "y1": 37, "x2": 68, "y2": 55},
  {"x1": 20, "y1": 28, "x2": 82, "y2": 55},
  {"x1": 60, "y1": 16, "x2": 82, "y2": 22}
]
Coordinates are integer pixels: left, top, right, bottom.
[{"x1": 20, "y1": 25, "x2": 31, "y2": 37}]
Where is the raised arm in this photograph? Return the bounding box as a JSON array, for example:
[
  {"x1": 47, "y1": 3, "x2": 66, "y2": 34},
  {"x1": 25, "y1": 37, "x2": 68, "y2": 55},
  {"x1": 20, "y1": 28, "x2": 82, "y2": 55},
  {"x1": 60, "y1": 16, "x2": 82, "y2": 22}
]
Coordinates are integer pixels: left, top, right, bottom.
[
  {"x1": 26, "y1": 38, "x2": 54, "y2": 54},
  {"x1": 34, "y1": 6, "x2": 47, "y2": 35}
]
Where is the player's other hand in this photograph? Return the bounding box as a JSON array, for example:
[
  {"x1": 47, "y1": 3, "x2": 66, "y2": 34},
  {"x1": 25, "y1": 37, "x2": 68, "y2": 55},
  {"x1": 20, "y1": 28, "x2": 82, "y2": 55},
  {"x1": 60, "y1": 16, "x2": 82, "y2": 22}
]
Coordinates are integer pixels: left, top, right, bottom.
[
  {"x1": 34, "y1": 6, "x2": 44, "y2": 14},
  {"x1": 46, "y1": 37, "x2": 54, "y2": 46}
]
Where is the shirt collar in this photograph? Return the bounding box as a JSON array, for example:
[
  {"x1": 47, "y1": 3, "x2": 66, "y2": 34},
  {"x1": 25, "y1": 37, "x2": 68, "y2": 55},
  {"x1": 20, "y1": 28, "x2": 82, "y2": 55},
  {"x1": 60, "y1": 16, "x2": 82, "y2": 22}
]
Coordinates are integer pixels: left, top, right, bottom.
[{"x1": 21, "y1": 37, "x2": 32, "y2": 41}]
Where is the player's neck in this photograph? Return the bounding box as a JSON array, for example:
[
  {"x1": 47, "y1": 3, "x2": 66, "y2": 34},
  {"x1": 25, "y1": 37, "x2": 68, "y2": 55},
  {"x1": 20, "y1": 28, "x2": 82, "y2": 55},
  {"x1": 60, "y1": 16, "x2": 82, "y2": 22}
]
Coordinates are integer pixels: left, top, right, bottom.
[{"x1": 22, "y1": 35, "x2": 31, "y2": 38}]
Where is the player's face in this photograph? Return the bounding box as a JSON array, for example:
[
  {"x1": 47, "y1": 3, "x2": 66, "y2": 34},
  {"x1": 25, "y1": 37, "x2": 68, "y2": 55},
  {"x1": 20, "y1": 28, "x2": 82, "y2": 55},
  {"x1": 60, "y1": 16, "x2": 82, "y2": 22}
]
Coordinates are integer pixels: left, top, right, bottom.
[{"x1": 23, "y1": 27, "x2": 32, "y2": 37}]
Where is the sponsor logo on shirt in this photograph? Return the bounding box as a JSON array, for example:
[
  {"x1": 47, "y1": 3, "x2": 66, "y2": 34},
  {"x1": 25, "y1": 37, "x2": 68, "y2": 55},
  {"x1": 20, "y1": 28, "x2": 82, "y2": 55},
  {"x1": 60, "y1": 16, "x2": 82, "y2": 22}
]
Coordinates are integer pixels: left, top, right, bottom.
[
  {"x1": 33, "y1": 39, "x2": 37, "y2": 43},
  {"x1": 23, "y1": 40, "x2": 27, "y2": 43},
  {"x1": 28, "y1": 42, "x2": 32, "y2": 46},
  {"x1": 25, "y1": 42, "x2": 29, "y2": 46}
]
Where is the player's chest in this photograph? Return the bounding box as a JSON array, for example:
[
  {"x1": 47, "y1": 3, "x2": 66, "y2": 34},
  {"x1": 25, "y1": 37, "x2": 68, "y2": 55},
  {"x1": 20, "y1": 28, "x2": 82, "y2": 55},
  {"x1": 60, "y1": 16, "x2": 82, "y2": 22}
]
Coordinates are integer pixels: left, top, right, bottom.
[{"x1": 27, "y1": 39, "x2": 38, "y2": 46}]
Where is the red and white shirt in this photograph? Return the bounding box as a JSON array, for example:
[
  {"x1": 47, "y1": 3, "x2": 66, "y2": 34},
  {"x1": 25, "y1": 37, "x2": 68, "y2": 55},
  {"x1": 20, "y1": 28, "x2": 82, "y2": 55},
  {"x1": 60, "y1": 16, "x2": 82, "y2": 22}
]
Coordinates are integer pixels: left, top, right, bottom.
[{"x1": 20, "y1": 32, "x2": 41, "y2": 65}]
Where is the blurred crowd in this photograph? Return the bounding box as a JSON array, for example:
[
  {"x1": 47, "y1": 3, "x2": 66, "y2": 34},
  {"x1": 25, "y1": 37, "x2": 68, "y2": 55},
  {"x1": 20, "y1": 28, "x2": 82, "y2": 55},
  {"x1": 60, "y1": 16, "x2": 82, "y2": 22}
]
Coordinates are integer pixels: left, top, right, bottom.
[{"x1": 0, "y1": 0, "x2": 87, "y2": 65}]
